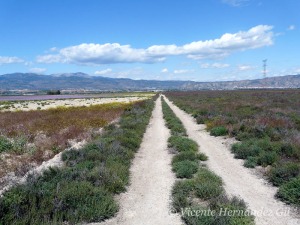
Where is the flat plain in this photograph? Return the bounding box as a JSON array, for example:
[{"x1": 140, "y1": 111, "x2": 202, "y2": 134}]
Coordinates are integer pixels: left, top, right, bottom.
[{"x1": 0, "y1": 90, "x2": 299, "y2": 225}]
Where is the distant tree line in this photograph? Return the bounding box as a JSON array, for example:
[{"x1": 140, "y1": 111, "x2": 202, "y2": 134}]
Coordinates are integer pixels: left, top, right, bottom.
[{"x1": 47, "y1": 90, "x2": 61, "y2": 95}]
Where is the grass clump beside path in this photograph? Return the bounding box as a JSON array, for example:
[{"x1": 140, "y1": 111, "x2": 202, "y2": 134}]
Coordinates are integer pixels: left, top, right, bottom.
[
  {"x1": 162, "y1": 98, "x2": 186, "y2": 136},
  {"x1": 276, "y1": 177, "x2": 300, "y2": 205},
  {"x1": 0, "y1": 98, "x2": 156, "y2": 224},
  {"x1": 162, "y1": 96, "x2": 254, "y2": 225},
  {"x1": 162, "y1": 97, "x2": 205, "y2": 179}
]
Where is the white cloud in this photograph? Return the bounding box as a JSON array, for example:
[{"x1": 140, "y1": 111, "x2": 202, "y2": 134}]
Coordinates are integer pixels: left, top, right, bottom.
[
  {"x1": 24, "y1": 61, "x2": 34, "y2": 66},
  {"x1": 222, "y1": 0, "x2": 249, "y2": 7},
  {"x1": 37, "y1": 54, "x2": 63, "y2": 63},
  {"x1": 49, "y1": 47, "x2": 58, "y2": 52},
  {"x1": 94, "y1": 68, "x2": 112, "y2": 75},
  {"x1": 36, "y1": 25, "x2": 274, "y2": 65},
  {"x1": 161, "y1": 68, "x2": 168, "y2": 73},
  {"x1": 287, "y1": 25, "x2": 296, "y2": 31},
  {"x1": 29, "y1": 67, "x2": 47, "y2": 74},
  {"x1": 174, "y1": 69, "x2": 194, "y2": 74},
  {"x1": 238, "y1": 65, "x2": 255, "y2": 71},
  {"x1": 109, "y1": 67, "x2": 145, "y2": 79},
  {"x1": 200, "y1": 63, "x2": 230, "y2": 69},
  {"x1": 37, "y1": 43, "x2": 165, "y2": 65},
  {"x1": 0, "y1": 56, "x2": 24, "y2": 65}
]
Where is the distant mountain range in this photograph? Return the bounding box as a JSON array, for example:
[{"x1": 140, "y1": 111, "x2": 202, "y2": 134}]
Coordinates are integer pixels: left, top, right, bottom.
[{"x1": 0, "y1": 73, "x2": 300, "y2": 91}]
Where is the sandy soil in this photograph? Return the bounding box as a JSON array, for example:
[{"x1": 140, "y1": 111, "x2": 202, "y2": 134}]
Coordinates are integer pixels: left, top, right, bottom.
[
  {"x1": 163, "y1": 95, "x2": 300, "y2": 225},
  {"x1": 0, "y1": 97, "x2": 148, "y2": 112},
  {"x1": 89, "y1": 96, "x2": 182, "y2": 225}
]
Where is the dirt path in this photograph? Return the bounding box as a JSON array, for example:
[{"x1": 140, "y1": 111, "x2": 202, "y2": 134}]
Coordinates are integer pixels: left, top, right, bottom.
[
  {"x1": 163, "y1": 96, "x2": 300, "y2": 225},
  {"x1": 90, "y1": 97, "x2": 182, "y2": 225}
]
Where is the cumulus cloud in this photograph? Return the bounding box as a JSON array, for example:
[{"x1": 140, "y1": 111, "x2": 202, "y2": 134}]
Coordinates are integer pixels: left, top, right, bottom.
[
  {"x1": 37, "y1": 43, "x2": 165, "y2": 65},
  {"x1": 29, "y1": 67, "x2": 47, "y2": 74},
  {"x1": 94, "y1": 68, "x2": 112, "y2": 75},
  {"x1": 37, "y1": 25, "x2": 274, "y2": 65},
  {"x1": 49, "y1": 47, "x2": 59, "y2": 52},
  {"x1": 0, "y1": 56, "x2": 24, "y2": 65},
  {"x1": 287, "y1": 25, "x2": 296, "y2": 31},
  {"x1": 222, "y1": 0, "x2": 249, "y2": 7},
  {"x1": 161, "y1": 68, "x2": 168, "y2": 73},
  {"x1": 238, "y1": 65, "x2": 255, "y2": 71},
  {"x1": 174, "y1": 69, "x2": 194, "y2": 74},
  {"x1": 37, "y1": 54, "x2": 63, "y2": 63},
  {"x1": 200, "y1": 63, "x2": 230, "y2": 69}
]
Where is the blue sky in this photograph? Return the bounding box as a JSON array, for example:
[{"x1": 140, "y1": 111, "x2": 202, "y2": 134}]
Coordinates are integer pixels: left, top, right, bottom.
[{"x1": 0, "y1": 0, "x2": 299, "y2": 81}]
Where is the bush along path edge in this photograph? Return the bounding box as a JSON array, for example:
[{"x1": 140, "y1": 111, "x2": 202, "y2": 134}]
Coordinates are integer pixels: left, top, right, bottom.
[
  {"x1": 0, "y1": 97, "x2": 156, "y2": 225},
  {"x1": 161, "y1": 96, "x2": 255, "y2": 225}
]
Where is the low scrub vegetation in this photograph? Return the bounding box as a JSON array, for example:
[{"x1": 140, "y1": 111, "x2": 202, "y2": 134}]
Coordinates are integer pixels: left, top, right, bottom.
[
  {"x1": 210, "y1": 126, "x2": 228, "y2": 136},
  {"x1": 162, "y1": 98, "x2": 204, "y2": 179},
  {"x1": 276, "y1": 177, "x2": 300, "y2": 205},
  {"x1": 162, "y1": 99, "x2": 186, "y2": 136},
  {"x1": 165, "y1": 90, "x2": 300, "y2": 207},
  {"x1": 168, "y1": 136, "x2": 198, "y2": 152},
  {"x1": 172, "y1": 160, "x2": 198, "y2": 179},
  {"x1": 0, "y1": 103, "x2": 128, "y2": 178},
  {"x1": 270, "y1": 163, "x2": 300, "y2": 186},
  {"x1": 0, "y1": 98, "x2": 155, "y2": 224},
  {"x1": 162, "y1": 96, "x2": 254, "y2": 224},
  {"x1": 182, "y1": 194, "x2": 255, "y2": 225}
]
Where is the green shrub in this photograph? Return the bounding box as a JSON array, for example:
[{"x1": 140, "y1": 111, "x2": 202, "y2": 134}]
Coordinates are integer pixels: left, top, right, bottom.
[
  {"x1": 168, "y1": 136, "x2": 198, "y2": 152},
  {"x1": 172, "y1": 151, "x2": 199, "y2": 164},
  {"x1": 194, "y1": 167, "x2": 223, "y2": 186},
  {"x1": 182, "y1": 206, "x2": 216, "y2": 225},
  {"x1": 231, "y1": 138, "x2": 280, "y2": 161},
  {"x1": 243, "y1": 157, "x2": 258, "y2": 168},
  {"x1": 172, "y1": 180, "x2": 195, "y2": 212},
  {"x1": 209, "y1": 195, "x2": 255, "y2": 225},
  {"x1": 194, "y1": 181, "x2": 223, "y2": 200},
  {"x1": 257, "y1": 138, "x2": 281, "y2": 152},
  {"x1": 11, "y1": 135, "x2": 28, "y2": 154},
  {"x1": 0, "y1": 179, "x2": 118, "y2": 224},
  {"x1": 193, "y1": 168, "x2": 223, "y2": 200},
  {"x1": 173, "y1": 160, "x2": 198, "y2": 178},
  {"x1": 198, "y1": 152, "x2": 208, "y2": 161},
  {"x1": 276, "y1": 177, "x2": 300, "y2": 205},
  {"x1": 210, "y1": 126, "x2": 228, "y2": 136},
  {"x1": 104, "y1": 160, "x2": 130, "y2": 193},
  {"x1": 231, "y1": 141, "x2": 262, "y2": 159},
  {"x1": 0, "y1": 136, "x2": 12, "y2": 153},
  {"x1": 279, "y1": 143, "x2": 297, "y2": 157},
  {"x1": 236, "y1": 132, "x2": 255, "y2": 141},
  {"x1": 182, "y1": 196, "x2": 255, "y2": 225},
  {"x1": 196, "y1": 115, "x2": 205, "y2": 124},
  {"x1": 162, "y1": 99, "x2": 187, "y2": 136},
  {"x1": 170, "y1": 123, "x2": 186, "y2": 136},
  {"x1": 269, "y1": 163, "x2": 300, "y2": 186},
  {"x1": 54, "y1": 181, "x2": 118, "y2": 223},
  {"x1": 257, "y1": 151, "x2": 278, "y2": 166}
]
